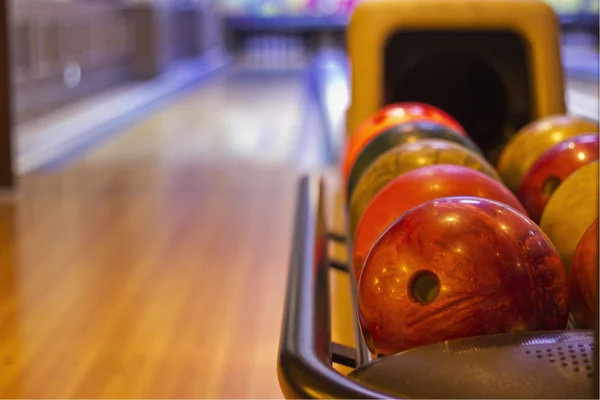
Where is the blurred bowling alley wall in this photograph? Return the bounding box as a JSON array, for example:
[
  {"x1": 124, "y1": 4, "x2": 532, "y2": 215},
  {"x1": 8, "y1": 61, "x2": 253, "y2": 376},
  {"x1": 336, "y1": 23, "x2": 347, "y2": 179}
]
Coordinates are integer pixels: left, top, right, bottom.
[{"x1": 10, "y1": 0, "x2": 224, "y2": 124}]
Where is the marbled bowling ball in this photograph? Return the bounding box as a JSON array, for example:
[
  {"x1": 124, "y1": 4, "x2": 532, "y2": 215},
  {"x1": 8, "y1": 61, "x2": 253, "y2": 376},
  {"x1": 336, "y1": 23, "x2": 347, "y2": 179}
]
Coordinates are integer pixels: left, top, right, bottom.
[
  {"x1": 352, "y1": 165, "x2": 525, "y2": 282},
  {"x1": 497, "y1": 114, "x2": 598, "y2": 193},
  {"x1": 518, "y1": 133, "x2": 599, "y2": 223},
  {"x1": 346, "y1": 120, "x2": 482, "y2": 203},
  {"x1": 343, "y1": 102, "x2": 467, "y2": 182},
  {"x1": 358, "y1": 196, "x2": 568, "y2": 357}
]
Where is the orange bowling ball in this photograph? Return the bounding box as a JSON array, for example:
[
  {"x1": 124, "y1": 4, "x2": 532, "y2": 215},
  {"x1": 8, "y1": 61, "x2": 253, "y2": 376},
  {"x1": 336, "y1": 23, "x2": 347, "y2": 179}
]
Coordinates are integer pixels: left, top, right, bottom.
[
  {"x1": 518, "y1": 133, "x2": 599, "y2": 223},
  {"x1": 569, "y1": 219, "x2": 599, "y2": 328},
  {"x1": 358, "y1": 196, "x2": 568, "y2": 356},
  {"x1": 352, "y1": 165, "x2": 526, "y2": 282},
  {"x1": 342, "y1": 102, "x2": 466, "y2": 182}
]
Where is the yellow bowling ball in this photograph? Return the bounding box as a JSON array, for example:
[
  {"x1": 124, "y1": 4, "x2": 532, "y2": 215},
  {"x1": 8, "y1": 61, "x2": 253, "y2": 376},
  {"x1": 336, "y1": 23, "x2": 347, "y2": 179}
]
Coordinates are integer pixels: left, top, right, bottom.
[
  {"x1": 497, "y1": 115, "x2": 598, "y2": 193},
  {"x1": 540, "y1": 161, "x2": 599, "y2": 275},
  {"x1": 348, "y1": 139, "x2": 501, "y2": 238}
]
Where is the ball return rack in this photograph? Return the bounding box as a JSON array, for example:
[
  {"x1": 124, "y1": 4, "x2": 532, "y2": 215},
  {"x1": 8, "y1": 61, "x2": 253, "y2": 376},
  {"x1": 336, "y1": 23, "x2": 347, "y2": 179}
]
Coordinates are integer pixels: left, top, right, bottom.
[{"x1": 277, "y1": 175, "x2": 597, "y2": 399}]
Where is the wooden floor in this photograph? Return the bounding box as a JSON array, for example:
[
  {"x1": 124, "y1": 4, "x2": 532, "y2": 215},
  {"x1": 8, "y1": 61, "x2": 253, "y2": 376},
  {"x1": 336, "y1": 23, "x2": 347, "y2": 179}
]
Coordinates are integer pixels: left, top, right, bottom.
[{"x1": 0, "y1": 72, "x2": 311, "y2": 398}]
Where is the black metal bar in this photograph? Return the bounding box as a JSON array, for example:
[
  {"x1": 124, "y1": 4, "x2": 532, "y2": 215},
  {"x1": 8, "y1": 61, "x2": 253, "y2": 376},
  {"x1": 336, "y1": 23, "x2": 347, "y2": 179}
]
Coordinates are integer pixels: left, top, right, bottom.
[
  {"x1": 326, "y1": 231, "x2": 347, "y2": 244},
  {"x1": 332, "y1": 342, "x2": 358, "y2": 368},
  {"x1": 329, "y1": 260, "x2": 349, "y2": 273},
  {"x1": 277, "y1": 176, "x2": 388, "y2": 399}
]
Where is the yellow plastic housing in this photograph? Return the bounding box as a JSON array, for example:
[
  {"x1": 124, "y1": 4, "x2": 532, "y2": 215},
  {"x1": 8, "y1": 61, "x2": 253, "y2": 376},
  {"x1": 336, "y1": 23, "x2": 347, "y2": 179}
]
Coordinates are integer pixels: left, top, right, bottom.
[{"x1": 345, "y1": 0, "x2": 566, "y2": 138}]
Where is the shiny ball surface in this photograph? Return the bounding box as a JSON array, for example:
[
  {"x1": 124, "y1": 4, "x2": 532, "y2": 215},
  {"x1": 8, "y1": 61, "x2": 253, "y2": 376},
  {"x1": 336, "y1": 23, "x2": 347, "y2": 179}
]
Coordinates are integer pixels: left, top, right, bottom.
[
  {"x1": 497, "y1": 115, "x2": 598, "y2": 192},
  {"x1": 518, "y1": 133, "x2": 599, "y2": 223},
  {"x1": 349, "y1": 139, "x2": 500, "y2": 237},
  {"x1": 352, "y1": 165, "x2": 526, "y2": 282},
  {"x1": 346, "y1": 121, "x2": 482, "y2": 203},
  {"x1": 540, "y1": 161, "x2": 599, "y2": 275},
  {"x1": 358, "y1": 196, "x2": 568, "y2": 356},
  {"x1": 343, "y1": 102, "x2": 466, "y2": 182},
  {"x1": 569, "y1": 219, "x2": 599, "y2": 328}
]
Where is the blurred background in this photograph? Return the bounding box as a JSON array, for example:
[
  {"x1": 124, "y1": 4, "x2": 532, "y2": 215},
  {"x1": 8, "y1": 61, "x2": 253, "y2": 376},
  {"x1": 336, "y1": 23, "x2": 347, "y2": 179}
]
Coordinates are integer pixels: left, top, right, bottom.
[{"x1": 10, "y1": 0, "x2": 599, "y2": 174}]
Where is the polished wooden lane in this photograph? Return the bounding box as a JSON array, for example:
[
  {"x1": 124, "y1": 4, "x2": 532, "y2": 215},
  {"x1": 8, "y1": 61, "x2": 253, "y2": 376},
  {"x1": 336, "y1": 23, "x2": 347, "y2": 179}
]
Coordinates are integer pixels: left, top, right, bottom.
[{"x1": 0, "y1": 73, "x2": 307, "y2": 398}]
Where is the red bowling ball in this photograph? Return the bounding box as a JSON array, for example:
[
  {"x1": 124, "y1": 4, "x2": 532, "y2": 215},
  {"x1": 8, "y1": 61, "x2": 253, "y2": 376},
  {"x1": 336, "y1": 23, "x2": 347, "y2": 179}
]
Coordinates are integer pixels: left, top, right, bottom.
[
  {"x1": 518, "y1": 133, "x2": 599, "y2": 222},
  {"x1": 352, "y1": 164, "x2": 526, "y2": 282},
  {"x1": 569, "y1": 219, "x2": 599, "y2": 328},
  {"x1": 358, "y1": 196, "x2": 569, "y2": 357}
]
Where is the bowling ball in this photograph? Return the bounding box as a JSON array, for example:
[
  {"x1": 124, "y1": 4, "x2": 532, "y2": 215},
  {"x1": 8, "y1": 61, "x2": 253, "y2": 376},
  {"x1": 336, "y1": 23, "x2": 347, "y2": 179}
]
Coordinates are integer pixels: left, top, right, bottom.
[
  {"x1": 346, "y1": 121, "x2": 482, "y2": 202},
  {"x1": 540, "y1": 161, "x2": 599, "y2": 275},
  {"x1": 358, "y1": 196, "x2": 568, "y2": 357},
  {"x1": 518, "y1": 133, "x2": 599, "y2": 223},
  {"x1": 352, "y1": 165, "x2": 526, "y2": 282},
  {"x1": 497, "y1": 114, "x2": 598, "y2": 192},
  {"x1": 348, "y1": 139, "x2": 500, "y2": 237},
  {"x1": 569, "y1": 219, "x2": 599, "y2": 328},
  {"x1": 342, "y1": 102, "x2": 467, "y2": 182},
  {"x1": 568, "y1": 268, "x2": 593, "y2": 329}
]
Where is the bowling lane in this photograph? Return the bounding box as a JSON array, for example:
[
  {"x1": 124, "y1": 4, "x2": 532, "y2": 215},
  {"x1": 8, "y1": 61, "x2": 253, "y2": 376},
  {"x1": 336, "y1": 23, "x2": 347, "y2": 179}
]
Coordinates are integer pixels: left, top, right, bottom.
[
  {"x1": 0, "y1": 72, "x2": 315, "y2": 398},
  {"x1": 65, "y1": 73, "x2": 306, "y2": 168}
]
